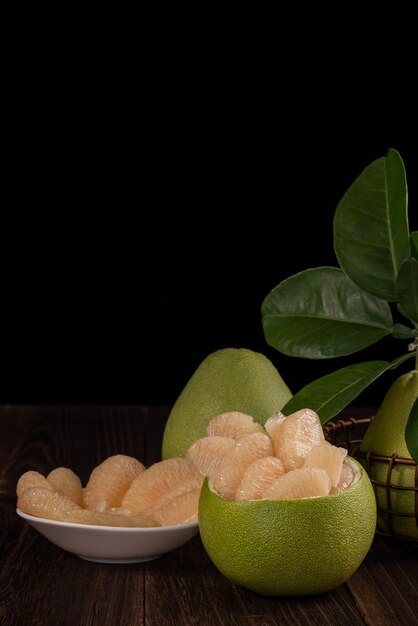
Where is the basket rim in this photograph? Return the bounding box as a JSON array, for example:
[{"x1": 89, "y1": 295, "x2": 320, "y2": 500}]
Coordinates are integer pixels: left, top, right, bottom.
[{"x1": 323, "y1": 415, "x2": 417, "y2": 466}]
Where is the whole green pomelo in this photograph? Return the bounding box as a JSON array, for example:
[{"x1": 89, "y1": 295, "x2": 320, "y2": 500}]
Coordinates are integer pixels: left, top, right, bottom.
[
  {"x1": 198, "y1": 458, "x2": 376, "y2": 596},
  {"x1": 162, "y1": 348, "x2": 292, "y2": 459},
  {"x1": 360, "y1": 370, "x2": 418, "y2": 541}
]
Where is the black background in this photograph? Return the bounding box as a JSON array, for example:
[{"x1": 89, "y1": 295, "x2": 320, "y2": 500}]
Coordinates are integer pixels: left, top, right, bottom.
[{"x1": 3, "y1": 47, "x2": 417, "y2": 406}]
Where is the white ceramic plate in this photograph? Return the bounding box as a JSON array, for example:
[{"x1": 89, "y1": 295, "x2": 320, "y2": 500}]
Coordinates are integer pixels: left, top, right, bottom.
[{"x1": 16, "y1": 508, "x2": 199, "y2": 564}]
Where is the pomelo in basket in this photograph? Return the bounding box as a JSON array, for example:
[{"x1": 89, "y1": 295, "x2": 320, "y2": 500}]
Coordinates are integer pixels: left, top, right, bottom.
[
  {"x1": 162, "y1": 348, "x2": 292, "y2": 459},
  {"x1": 359, "y1": 370, "x2": 418, "y2": 541},
  {"x1": 198, "y1": 457, "x2": 376, "y2": 596}
]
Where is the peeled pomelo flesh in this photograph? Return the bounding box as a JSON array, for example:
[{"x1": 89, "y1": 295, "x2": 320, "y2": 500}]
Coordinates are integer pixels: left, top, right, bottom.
[
  {"x1": 17, "y1": 487, "x2": 81, "y2": 521},
  {"x1": 186, "y1": 406, "x2": 354, "y2": 502},
  {"x1": 16, "y1": 471, "x2": 54, "y2": 497},
  {"x1": 304, "y1": 442, "x2": 347, "y2": 488},
  {"x1": 272, "y1": 408, "x2": 325, "y2": 471},
  {"x1": 154, "y1": 487, "x2": 201, "y2": 526},
  {"x1": 331, "y1": 461, "x2": 355, "y2": 494},
  {"x1": 211, "y1": 432, "x2": 274, "y2": 499},
  {"x1": 264, "y1": 411, "x2": 286, "y2": 442},
  {"x1": 121, "y1": 457, "x2": 200, "y2": 515},
  {"x1": 206, "y1": 411, "x2": 265, "y2": 438},
  {"x1": 161, "y1": 347, "x2": 292, "y2": 459},
  {"x1": 149, "y1": 472, "x2": 204, "y2": 513},
  {"x1": 61, "y1": 509, "x2": 160, "y2": 527},
  {"x1": 199, "y1": 458, "x2": 377, "y2": 596},
  {"x1": 262, "y1": 467, "x2": 331, "y2": 500},
  {"x1": 16, "y1": 455, "x2": 202, "y2": 528},
  {"x1": 84, "y1": 454, "x2": 145, "y2": 512},
  {"x1": 235, "y1": 456, "x2": 285, "y2": 500},
  {"x1": 47, "y1": 467, "x2": 84, "y2": 506},
  {"x1": 186, "y1": 436, "x2": 235, "y2": 478}
]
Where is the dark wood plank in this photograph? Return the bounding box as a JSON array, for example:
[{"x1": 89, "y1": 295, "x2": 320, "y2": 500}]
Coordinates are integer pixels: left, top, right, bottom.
[
  {"x1": 2, "y1": 404, "x2": 417, "y2": 626},
  {"x1": 0, "y1": 405, "x2": 41, "y2": 460},
  {"x1": 0, "y1": 405, "x2": 49, "y2": 503},
  {"x1": 347, "y1": 536, "x2": 418, "y2": 626},
  {"x1": 144, "y1": 533, "x2": 365, "y2": 626},
  {"x1": 0, "y1": 509, "x2": 145, "y2": 625}
]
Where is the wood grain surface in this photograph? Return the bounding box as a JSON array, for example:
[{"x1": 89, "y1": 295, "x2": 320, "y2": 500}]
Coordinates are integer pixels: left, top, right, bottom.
[{"x1": 1, "y1": 405, "x2": 417, "y2": 626}]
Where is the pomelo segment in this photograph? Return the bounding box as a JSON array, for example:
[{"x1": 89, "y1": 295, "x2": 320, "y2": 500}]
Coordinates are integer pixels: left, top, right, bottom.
[
  {"x1": 264, "y1": 411, "x2": 286, "y2": 442},
  {"x1": 121, "y1": 457, "x2": 200, "y2": 515},
  {"x1": 61, "y1": 509, "x2": 160, "y2": 527},
  {"x1": 17, "y1": 487, "x2": 81, "y2": 521},
  {"x1": 235, "y1": 456, "x2": 285, "y2": 500},
  {"x1": 183, "y1": 406, "x2": 354, "y2": 503},
  {"x1": 331, "y1": 461, "x2": 355, "y2": 494},
  {"x1": 271, "y1": 408, "x2": 325, "y2": 471},
  {"x1": 84, "y1": 454, "x2": 145, "y2": 512},
  {"x1": 262, "y1": 467, "x2": 331, "y2": 500},
  {"x1": 16, "y1": 471, "x2": 54, "y2": 497},
  {"x1": 186, "y1": 436, "x2": 235, "y2": 478},
  {"x1": 149, "y1": 472, "x2": 204, "y2": 513},
  {"x1": 206, "y1": 411, "x2": 265, "y2": 438},
  {"x1": 154, "y1": 487, "x2": 201, "y2": 526},
  {"x1": 47, "y1": 467, "x2": 84, "y2": 506},
  {"x1": 304, "y1": 442, "x2": 347, "y2": 488},
  {"x1": 16, "y1": 455, "x2": 203, "y2": 528},
  {"x1": 211, "y1": 432, "x2": 274, "y2": 499}
]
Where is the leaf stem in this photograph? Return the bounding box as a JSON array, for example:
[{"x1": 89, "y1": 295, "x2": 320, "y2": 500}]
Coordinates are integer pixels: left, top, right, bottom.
[{"x1": 409, "y1": 337, "x2": 418, "y2": 370}]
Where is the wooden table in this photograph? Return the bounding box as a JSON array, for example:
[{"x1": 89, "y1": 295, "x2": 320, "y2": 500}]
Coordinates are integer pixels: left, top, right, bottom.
[{"x1": 1, "y1": 405, "x2": 417, "y2": 625}]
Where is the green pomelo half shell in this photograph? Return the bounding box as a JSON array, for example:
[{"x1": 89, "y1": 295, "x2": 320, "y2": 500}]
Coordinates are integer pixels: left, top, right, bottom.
[{"x1": 198, "y1": 458, "x2": 376, "y2": 596}]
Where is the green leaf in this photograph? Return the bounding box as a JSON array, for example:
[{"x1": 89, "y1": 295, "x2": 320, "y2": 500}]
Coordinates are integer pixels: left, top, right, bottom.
[
  {"x1": 392, "y1": 323, "x2": 416, "y2": 339},
  {"x1": 261, "y1": 267, "x2": 393, "y2": 359},
  {"x1": 282, "y1": 353, "x2": 415, "y2": 424},
  {"x1": 282, "y1": 361, "x2": 389, "y2": 423},
  {"x1": 405, "y1": 396, "x2": 418, "y2": 463},
  {"x1": 410, "y1": 231, "x2": 418, "y2": 261},
  {"x1": 396, "y1": 257, "x2": 418, "y2": 324},
  {"x1": 333, "y1": 148, "x2": 410, "y2": 302}
]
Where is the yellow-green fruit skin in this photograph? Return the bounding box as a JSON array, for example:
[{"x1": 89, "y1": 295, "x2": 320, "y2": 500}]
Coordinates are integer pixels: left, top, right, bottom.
[
  {"x1": 360, "y1": 370, "x2": 418, "y2": 541},
  {"x1": 198, "y1": 459, "x2": 376, "y2": 597},
  {"x1": 162, "y1": 348, "x2": 292, "y2": 459}
]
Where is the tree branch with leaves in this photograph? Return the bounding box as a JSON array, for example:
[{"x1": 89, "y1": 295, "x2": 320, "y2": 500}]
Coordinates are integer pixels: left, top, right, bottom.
[{"x1": 261, "y1": 148, "x2": 418, "y2": 462}]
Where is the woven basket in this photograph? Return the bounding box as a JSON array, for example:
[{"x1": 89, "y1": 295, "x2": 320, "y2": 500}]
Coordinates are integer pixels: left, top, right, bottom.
[{"x1": 323, "y1": 415, "x2": 418, "y2": 545}]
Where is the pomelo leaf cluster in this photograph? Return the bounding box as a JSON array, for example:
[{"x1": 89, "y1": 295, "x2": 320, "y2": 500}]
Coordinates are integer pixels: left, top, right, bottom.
[{"x1": 261, "y1": 148, "x2": 418, "y2": 461}]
